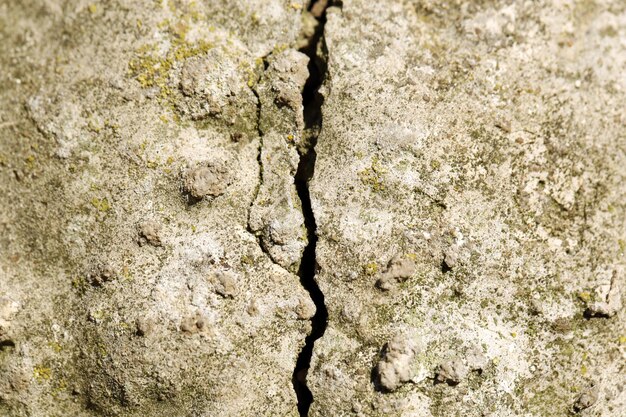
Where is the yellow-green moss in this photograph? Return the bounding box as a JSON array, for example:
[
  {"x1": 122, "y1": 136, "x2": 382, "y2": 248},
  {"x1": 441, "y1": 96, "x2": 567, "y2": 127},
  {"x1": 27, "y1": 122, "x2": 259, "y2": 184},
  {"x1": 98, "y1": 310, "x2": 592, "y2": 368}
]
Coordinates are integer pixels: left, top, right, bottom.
[
  {"x1": 48, "y1": 341, "x2": 63, "y2": 353},
  {"x1": 364, "y1": 262, "x2": 378, "y2": 275},
  {"x1": 33, "y1": 365, "x2": 52, "y2": 382},
  {"x1": 128, "y1": 36, "x2": 213, "y2": 104},
  {"x1": 358, "y1": 157, "x2": 387, "y2": 191},
  {"x1": 90, "y1": 197, "x2": 111, "y2": 212}
]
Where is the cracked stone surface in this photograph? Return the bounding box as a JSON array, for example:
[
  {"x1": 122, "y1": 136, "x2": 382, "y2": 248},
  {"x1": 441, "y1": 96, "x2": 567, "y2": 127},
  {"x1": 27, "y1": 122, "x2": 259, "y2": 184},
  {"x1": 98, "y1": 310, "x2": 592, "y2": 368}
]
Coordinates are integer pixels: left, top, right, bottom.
[
  {"x1": 1, "y1": 1, "x2": 625, "y2": 417},
  {"x1": 0, "y1": 1, "x2": 314, "y2": 416},
  {"x1": 308, "y1": 1, "x2": 626, "y2": 416}
]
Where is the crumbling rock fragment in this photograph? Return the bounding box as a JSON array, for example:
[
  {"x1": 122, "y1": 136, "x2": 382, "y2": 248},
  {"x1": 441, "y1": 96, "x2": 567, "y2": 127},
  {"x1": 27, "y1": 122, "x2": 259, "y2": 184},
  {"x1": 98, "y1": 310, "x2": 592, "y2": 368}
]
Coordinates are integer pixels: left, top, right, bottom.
[
  {"x1": 135, "y1": 317, "x2": 154, "y2": 337},
  {"x1": 0, "y1": 297, "x2": 19, "y2": 346},
  {"x1": 295, "y1": 297, "x2": 316, "y2": 320},
  {"x1": 250, "y1": 204, "x2": 307, "y2": 270},
  {"x1": 267, "y1": 49, "x2": 310, "y2": 113},
  {"x1": 466, "y1": 347, "x2": 488, "y2": 372},
  {"x1": 247, "y1": 300, "x2": 260, "y2": 317},
  {"x1": 178, "y1": 48, "x2": 258, "y2": 122},
  {"x1": 212, "y1": 271, "x2": 238, "y2": 299},
  {"x1": 247, "y1": 49, "x2": 311, "y2": 271},
  {"x1": 443, "y1": 246, "x2": 461, "y2": 270},
  {"x1": 0, "y1": 297, "x2": 19, "y2": 322},
  {"x1": 436, "y1": 357, "x2": 469, "y2": 386},
  {"x1": 180, "y1": 312, "x2": 208, "y2": 334},
  {"x1": 376, "y1": 255, "x2": 416, "y2": 291},
  {"x1": 183, "y1": 161, "x2": 232, "y2": 200},
  {"x1": 86, "y1": 263, "x2": 116, "y2": 287},
  {"x1": 574, "y1": 384, "x2": 599, "y2": 412},
  {"x1": 138, "y1": 220, "x2": 162, "y2": 247},
  {"x1": 586, "y1": 272, "x2": 622, "y2": 318},
  {"x1": 375, "y1": 334, "x2": 421, "y2": 391}
]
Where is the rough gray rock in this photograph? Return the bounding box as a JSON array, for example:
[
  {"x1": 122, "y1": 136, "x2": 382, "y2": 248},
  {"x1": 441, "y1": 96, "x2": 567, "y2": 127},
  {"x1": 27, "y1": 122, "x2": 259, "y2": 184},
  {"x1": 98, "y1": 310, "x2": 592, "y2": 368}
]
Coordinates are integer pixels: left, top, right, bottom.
[
  {"x1": 1, "y1": 0, "x2": 625, "y2": 416},
  {"x1": 435, "y1": 358, "x2": 468, "y2": 386},
  {"x1": 308, "y1": 1, "x2": 626, "y2": 416},
  {"x1": 0, "y1": 1, "x2": 314, "y2": 416},
  {"x1": 375, "y1": 334, "x2": 422, "y2": 392}
]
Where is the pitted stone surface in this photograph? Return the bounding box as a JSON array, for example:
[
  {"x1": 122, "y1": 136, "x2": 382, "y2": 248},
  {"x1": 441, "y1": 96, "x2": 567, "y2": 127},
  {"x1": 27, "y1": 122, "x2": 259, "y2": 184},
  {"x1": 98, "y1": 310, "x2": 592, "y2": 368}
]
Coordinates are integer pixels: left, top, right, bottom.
[{"x1": 0, "y1": 1, "x2": 625, "y2": 416}]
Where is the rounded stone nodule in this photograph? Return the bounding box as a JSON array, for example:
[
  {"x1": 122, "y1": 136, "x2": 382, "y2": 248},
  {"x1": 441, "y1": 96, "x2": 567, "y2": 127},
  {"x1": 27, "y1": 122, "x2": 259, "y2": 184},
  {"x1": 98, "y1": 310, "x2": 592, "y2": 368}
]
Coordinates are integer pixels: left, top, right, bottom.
[{"x1": 182, "y1": 161, "x2": 232, "y2": 201}]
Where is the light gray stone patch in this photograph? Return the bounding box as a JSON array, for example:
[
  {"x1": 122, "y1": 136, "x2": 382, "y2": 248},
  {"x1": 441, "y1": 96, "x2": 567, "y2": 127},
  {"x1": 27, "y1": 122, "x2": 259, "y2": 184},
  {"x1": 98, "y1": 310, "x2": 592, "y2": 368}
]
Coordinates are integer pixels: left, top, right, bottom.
[{"x1": 375, "y1": 334, "x2": 422, "y2": 392}]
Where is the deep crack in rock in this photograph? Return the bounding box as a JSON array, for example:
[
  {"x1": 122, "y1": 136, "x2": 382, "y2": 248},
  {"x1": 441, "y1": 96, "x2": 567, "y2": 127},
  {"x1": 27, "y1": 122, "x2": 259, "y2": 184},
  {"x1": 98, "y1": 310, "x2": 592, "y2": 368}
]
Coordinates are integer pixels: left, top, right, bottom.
[{"x1": 292, "y1": 1, "x2": 331, "y2": 415}]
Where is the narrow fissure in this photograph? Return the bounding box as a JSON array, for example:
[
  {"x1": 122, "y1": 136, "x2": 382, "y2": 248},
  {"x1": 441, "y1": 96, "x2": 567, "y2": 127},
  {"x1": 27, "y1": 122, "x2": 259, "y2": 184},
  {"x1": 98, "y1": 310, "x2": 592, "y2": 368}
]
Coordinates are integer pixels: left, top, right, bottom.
[
  {"x1": 292, "y1": 1, "x2": 331, "y2": 415},
  {"x1": 247, "y1": 57, "x2": 265, "y2": 225}
]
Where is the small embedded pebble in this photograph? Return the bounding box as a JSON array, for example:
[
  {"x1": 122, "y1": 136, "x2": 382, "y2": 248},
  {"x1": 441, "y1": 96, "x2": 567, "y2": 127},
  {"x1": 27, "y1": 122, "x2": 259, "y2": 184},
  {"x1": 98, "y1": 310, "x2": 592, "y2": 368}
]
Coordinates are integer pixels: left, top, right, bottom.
[
  {"x1": 376, "y1": 255, "x2": 416, "y2": 291},
  {"x1": 574, "y1": 384, "x2": 599, "y2": 412},
  {"x1": 436, "y1": 357, "x2": 468, "y2": 385},
  {"x1": 138, "y1": 220, "x2": 162, "y2": 247},
  {"x1": 443, "y1": 246, "x2": 460, "y2": 270},
  {"x1": 181, "y1": 313, "x2": 207, "y2": 334},
  {"x1": 375, "y1": 334, "x2": 421, "y2": 391},
  {"x1": 214, "y1": 272, "x2": 238, "y2": 298},
  {"x1": 183, "y1": 162, "x2": 231, "y2": 200},
  {"x1": 87, "y1": 263, "x2": 116, "y2": 286},
  {"x1": 135, "y1": 317, "x2": 154, "y2": 337}
]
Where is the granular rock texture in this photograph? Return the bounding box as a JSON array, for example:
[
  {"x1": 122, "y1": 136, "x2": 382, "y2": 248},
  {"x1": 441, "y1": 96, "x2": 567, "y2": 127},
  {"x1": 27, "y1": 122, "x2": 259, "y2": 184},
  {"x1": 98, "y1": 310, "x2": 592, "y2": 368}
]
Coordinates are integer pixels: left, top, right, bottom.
[
  {"x1": 0, "y1": 1, "x2": 314, "y2": 416},
  {"x1": 0, "y1": 0, "x2": 625, "y2": 416},
  {"x1": 308, "y1": 1, "x2": 626, "y2": 416}
]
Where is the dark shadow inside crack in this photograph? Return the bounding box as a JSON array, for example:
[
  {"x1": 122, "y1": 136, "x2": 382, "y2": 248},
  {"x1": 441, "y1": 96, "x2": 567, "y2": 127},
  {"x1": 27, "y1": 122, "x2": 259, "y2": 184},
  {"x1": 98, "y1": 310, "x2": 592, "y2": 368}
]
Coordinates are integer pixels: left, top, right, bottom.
[{"x1": 292, "y1": 1, "x2": 332, "y2": 415}]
